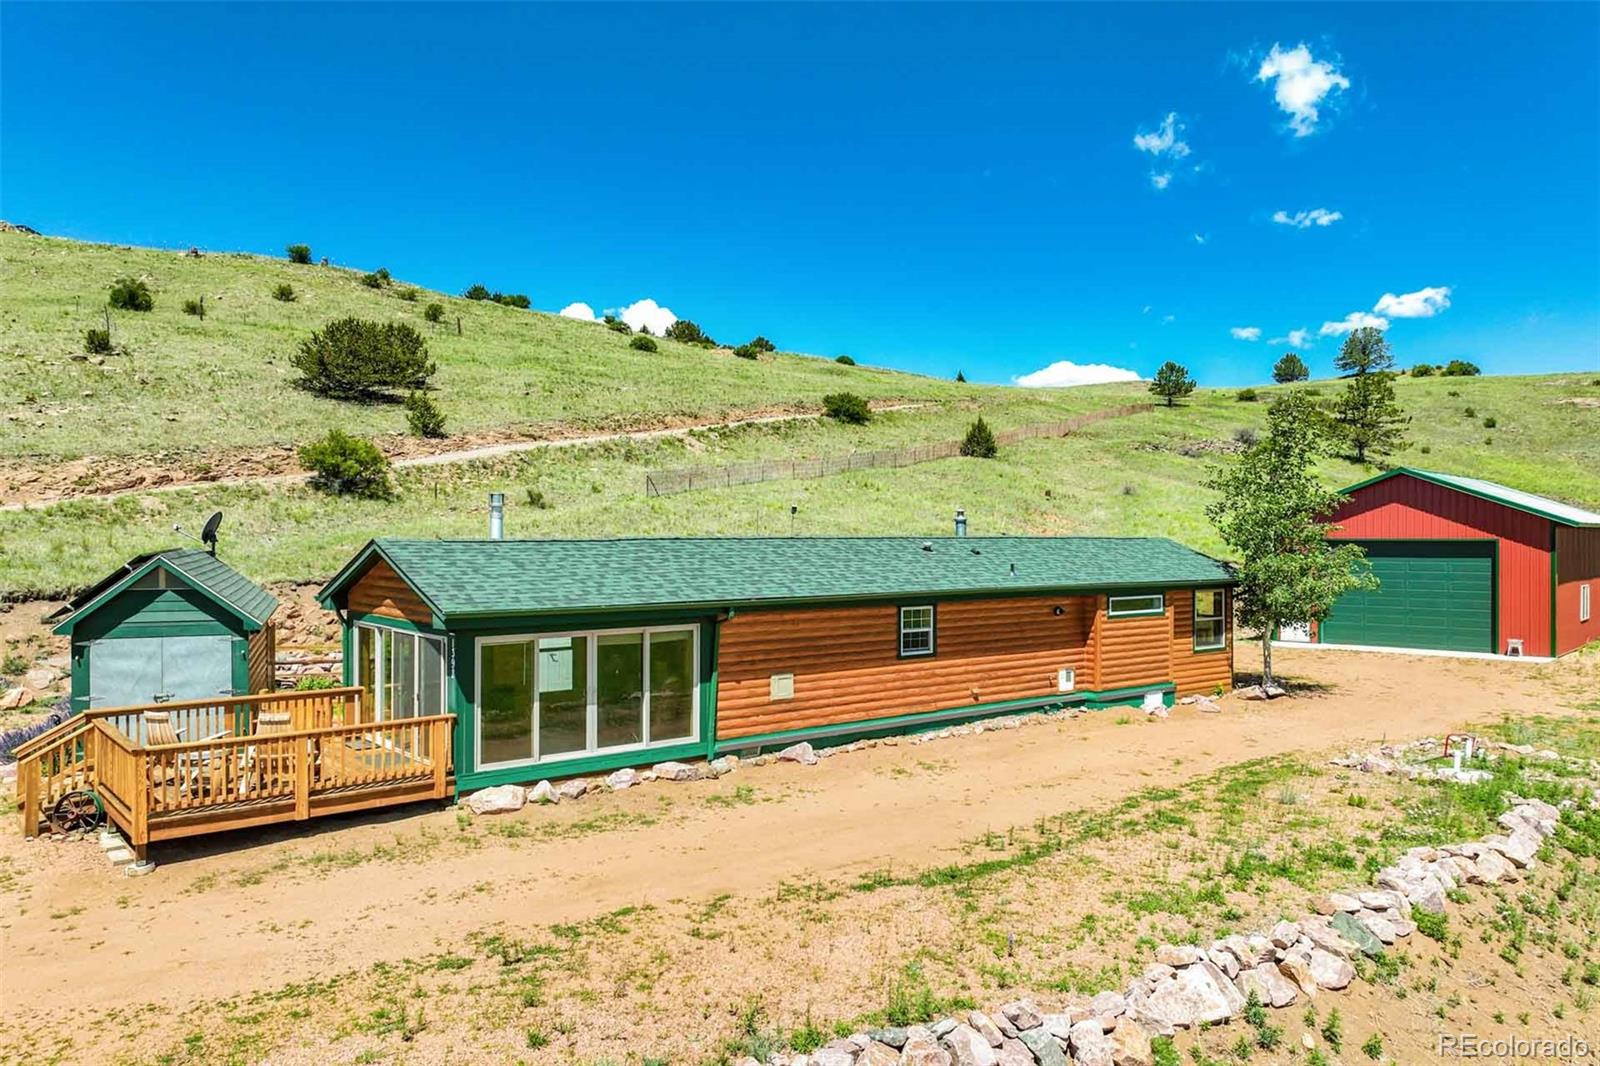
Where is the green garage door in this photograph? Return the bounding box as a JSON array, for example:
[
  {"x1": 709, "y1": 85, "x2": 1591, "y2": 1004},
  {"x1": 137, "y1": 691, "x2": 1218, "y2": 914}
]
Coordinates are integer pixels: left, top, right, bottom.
[{"x1": 1321, "y1": 541, "x2": 1494, "y2": 653}]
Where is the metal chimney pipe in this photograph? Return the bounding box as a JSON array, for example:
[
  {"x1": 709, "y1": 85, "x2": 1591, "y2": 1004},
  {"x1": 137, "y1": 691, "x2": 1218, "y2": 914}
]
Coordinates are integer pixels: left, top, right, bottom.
[
  {"x1": 488, "y1": 492, "x2": 505, "y2": 540},
  {"x1": 954, "y1": 508, "x2": 967, "y2": 538}
]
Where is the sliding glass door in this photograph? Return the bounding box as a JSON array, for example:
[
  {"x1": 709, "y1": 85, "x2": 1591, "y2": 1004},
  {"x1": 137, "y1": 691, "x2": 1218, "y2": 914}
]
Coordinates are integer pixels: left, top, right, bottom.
[
  {"x1": 355, "y1": 624, "x2": 447, "y2": 722},
  {"x1": 477, "y1": 625, "x2": 698, "y2": 771}
]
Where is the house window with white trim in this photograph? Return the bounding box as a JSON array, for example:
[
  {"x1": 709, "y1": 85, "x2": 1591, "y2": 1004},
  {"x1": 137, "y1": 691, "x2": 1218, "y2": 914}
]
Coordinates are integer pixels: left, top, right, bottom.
[
  {"x1": 1193, "y1": 589, "x2": 1227, "y2": 651},
  {"x1": 1108, "y1": 593, "x2": 1165, "y2": 618},
  {"x1": 899, "y1": 605, "x2": 935, "y2": 657}
]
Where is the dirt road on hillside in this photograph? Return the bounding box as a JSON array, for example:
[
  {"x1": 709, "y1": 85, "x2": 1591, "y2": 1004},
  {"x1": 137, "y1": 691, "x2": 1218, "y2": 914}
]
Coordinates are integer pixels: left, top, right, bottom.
[
  {"x1": 0, "y1": 402, "x2": 932, "y2": 509},
  {"x1": 2, "y1": 644, "x2": 1586, "y2": 1029}
]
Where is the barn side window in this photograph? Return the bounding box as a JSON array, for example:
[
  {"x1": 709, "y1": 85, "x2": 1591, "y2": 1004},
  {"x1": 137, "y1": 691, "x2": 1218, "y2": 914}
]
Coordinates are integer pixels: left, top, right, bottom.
[
  {"x1": 1582, "y1": 584, "x2": 1592, "y2": 624},
  {"x1": 899, "y1": 605, "x2": 935, "y2": 657},
  {"x1": 1193, "y1": 589, "x2": 1226, "y2": 651}
]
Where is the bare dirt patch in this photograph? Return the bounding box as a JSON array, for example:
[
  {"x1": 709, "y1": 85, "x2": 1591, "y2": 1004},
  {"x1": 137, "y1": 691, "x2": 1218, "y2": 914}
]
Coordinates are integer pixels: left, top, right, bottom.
[{"x1": 1, "y1": 645, "x2": 1595, "y2": 1064}]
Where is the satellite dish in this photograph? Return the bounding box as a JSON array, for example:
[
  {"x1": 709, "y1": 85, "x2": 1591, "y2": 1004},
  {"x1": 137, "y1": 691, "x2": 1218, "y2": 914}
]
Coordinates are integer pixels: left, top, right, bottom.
[{"x1": 200, "y1": 511, "x2": 223, "y2": 555}]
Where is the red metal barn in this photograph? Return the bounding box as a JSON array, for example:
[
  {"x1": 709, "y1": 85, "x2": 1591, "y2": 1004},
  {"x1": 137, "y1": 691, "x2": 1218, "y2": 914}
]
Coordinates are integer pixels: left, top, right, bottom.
[{"x1": 1309, "y1": 468, "x2": 1600, "y2": 657}]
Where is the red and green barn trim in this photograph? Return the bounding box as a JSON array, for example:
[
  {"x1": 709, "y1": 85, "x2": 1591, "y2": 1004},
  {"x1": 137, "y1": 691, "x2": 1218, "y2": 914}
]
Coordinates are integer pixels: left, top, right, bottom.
[{"x1": 1320, "y1": 468, "x2": 1600, "y2": 657}]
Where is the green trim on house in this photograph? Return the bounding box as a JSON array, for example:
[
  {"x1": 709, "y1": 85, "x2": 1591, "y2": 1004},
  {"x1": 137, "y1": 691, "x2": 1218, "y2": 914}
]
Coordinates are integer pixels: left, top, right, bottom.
[
  {"x1": 53, "y1": 551, "x2": 276, "y2": 637},
  {"x1": 711, "y1": 682, "x2": 1177, "y2": 756},
  {"x1": 1338, "y1": 468, "x2": 1600, "y2": 528}
]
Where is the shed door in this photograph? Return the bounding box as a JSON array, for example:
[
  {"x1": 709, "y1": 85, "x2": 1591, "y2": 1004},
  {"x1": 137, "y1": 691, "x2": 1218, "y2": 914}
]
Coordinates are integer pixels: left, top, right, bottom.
[
  {"x1": 1321, "y1": 540, "x2": 1494, "y2": 653},
  {"x1": 88, "y1": 635, "x2": 235, "y2": 707}
]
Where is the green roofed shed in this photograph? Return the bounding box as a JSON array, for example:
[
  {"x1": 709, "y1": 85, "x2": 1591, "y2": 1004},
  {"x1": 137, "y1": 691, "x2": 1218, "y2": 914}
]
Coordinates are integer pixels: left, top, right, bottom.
[{"x1": 50, "y1": 549, "x2": 278, "y2": 713}]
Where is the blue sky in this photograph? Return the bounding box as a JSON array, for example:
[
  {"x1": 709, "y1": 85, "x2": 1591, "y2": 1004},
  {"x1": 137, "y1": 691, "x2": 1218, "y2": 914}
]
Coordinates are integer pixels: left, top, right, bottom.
[{"x1": 3, "y1": 3, "x2": 1597, "y2": 387}]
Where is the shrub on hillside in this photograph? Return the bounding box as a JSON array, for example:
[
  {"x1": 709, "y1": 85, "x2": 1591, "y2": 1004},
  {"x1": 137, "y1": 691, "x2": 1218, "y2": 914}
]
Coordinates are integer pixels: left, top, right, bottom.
[
  {"x1": 291, "y1": 317, "x2": 436, "y2": 400},
  {"x1": 404, "y1": 391, "x2": 447, "y2": 438},
  {"x1": 182, "y1": 297, "x2": 205, "y2": 318},
  {"x1": 959, "y1": 417, "x2": 998, "y2": 458},
  {"x1": 423, "y1": 302, "x2": 445, "y2": 323},
  {"x1": 298, "y1": 430, "x2": 393, "y2": 499},
  {"x1": 665, "y1": 319, "x2": 711, "y2": 345},
  {"x1": 274, "y1": 283, "x2": 296, "y2": 302},
  {"x1": 398, "y1": 287, "x2": 419, "y2": 302},
  {"x1": 1483, "y1": 416, "x2": 1497, "y2": 429},
  {"x1": 361, "y1": 269, "x2": 389, "y2": 289},
  {"x1": 1442, "y1": 359, "x2": 1481, "y2": 377},
  {"x1": 491, "y1": 292, "x2": 530, "y2": 309},
  {"x1": 747, "y1": 336, "x2": 776, "y2": 353},
  {"x1": 733, "y1": 343, "x2": 759, "y2": 360},
  {"x1": 108, "y1": 277, "x2": 154, "y2": 311},
  {"x1": 84, "y1": 327, "x2": 113, "y2": 355},
  {"x1": 464, "y1": 284, "x2": 491, "y2": 300},
  {"x1": 286, "y1": 244, "x2": 313, "y2": 264},
  {"x1": 822, "y1": 392, "x2": 871, "y2": 425},
  {"x1": 1271, "y1": 352, "x2": 1310, "y2": 384},
  {"x1": 1410, "y1": 363, "x2": 1435, "y2": 377},
  {"x1": 605, "y1": 316, "x2": 630, "y2": 334},
  {"x1": 835, "y1": 355, "x2": 856, "y2": 366},
  {"x1": 1236, "y1": 387, "x2": 1259, "y2": 402},
  {"x1": 629, "y1": 335, "x2": 658, "y2": 352}
]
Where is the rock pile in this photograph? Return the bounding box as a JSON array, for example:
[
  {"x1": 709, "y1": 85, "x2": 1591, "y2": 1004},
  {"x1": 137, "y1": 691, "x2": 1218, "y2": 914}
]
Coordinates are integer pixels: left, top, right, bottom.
[
  {"x1": 731, "y1": 795, "x2": 1569, "y2": 1066},
  {"x1": 460, "y1": 756, "x2": 740, "y2": 814}
]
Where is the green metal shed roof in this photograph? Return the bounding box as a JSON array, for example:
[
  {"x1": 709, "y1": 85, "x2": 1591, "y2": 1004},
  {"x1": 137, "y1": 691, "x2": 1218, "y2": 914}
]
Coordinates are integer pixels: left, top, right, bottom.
[
  {"x1": 320, "y1": 536, "x2": 1234, "y2": 621},
  {"x1": 50, "y1": 549, "x2": 278, "y2": 635},
  {"x1": 1341, "y1": 468, "x2": 1600, "y2": 527}
]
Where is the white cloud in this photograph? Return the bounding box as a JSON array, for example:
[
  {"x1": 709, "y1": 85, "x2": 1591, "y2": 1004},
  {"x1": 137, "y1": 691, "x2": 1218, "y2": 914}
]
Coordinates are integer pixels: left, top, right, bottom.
[
  {"x1": 1193, "y1": 233, "x2": 1207, "y2": 245},
  {"x1": 1012, "y1": 360, "x2": 1142, "y2": 388},
  {"x1": 1270, "y1": 328, "x2": 1315, "y2": 348},
  {"x1": 1272, "y1": 208, "x2": 1343, "y2": 229},
  {"x1": 1134, "y1": 113, "x2": 1191, "y2": 191},
  {"x1": 1256, "y1": 43, "x2": 1349, "y2": 137},
  {"x1": 619, "y1": 298, "x2": 678, "y2": 335},
  {"x1": 1230, "y1": 326, "x2": 1262, "y2": 341},
  {"x1": 1161, "y1": 314, "x2": 1176, "y2": 324},
  {"x1": 1319, "y1": 311, "x2": 1389, "y2": 336},
  {"x1": 1374, "y1": 285, "x2": 1452, "y2": 319},
  {"x1": 558, "y1": 302, "x2": 597, "y2": 321},
  {"x1": 1133, "y1": 112, "x2": 1191, "y2": 158}
]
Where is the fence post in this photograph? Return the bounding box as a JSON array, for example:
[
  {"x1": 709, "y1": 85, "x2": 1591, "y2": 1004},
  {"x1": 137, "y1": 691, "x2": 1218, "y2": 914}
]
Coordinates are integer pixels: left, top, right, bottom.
[
  {"x1": 295, "y1": 739, "x2": 312, "y2": 820},
  {"x1": 20, "y1": 755, "x2": 38, "y2": 837}
]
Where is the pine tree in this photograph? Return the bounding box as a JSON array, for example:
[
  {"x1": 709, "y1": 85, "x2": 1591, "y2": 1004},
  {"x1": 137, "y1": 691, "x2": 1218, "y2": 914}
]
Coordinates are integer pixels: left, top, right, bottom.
[
  {"x1": 1205, "y1": 392, "x2": 1377, "y2": 690},
  {"x1": 955, "y1": 370, "x2": 966, "y2": 383},
  {"x1": 1334, "y1": 327, "x2": 1393, "y2": 376},
  {"x1": 1148, "y1": 360, "x2": 1196, "y2": 407},
  {"x1": 959, "y1": 417, "x2": 998, "y2": 458},
  {"x1": 1272, "y1": 352, "x2": 1310, "y2": 383},
  {"x1": 1333, "y1": 371, "x2": 1410, "y2": 462}
]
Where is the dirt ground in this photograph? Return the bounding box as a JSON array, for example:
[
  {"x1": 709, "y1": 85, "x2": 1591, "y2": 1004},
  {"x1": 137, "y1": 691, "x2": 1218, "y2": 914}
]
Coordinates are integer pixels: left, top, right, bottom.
[{"x1": 2, "y1": 644, "x2": 1597, "y2": 1065}]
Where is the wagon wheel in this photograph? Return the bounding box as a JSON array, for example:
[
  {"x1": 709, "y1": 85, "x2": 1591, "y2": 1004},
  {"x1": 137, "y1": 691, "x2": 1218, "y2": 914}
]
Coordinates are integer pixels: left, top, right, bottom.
[{"x1": 49, "y1": 789, "x2": 104, "y2": 834}]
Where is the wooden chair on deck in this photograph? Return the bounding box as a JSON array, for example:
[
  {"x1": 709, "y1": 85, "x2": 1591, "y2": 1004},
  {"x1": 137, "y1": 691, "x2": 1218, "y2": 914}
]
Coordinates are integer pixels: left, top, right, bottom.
[
  {"x1": 242, "y1": 710, "x2": 298, "y2": 795},
  {"x1": 144, "y1": 711, "x2": 230, "y2": 802}
]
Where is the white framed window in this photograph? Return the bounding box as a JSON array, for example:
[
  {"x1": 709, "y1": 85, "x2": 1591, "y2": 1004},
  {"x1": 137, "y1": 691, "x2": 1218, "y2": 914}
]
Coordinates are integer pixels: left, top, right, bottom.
[
  {"x1": 355, "y1": 623, "x2": 447, "y2": 721},
  {"x1": 1108, "y1": 593, "x2": 1165, "y2": 618},
  {"x1": 475, "y1": 624, "x2": 699, "y2": 771},
  {"x1": 1193, "y1": 589, "x2": 1227, "y2": 651},
  {"x1": 899, "y1": 605, "x2": 935, "y2": 657},
  {"x1": 1582, "y1": 583, "x2": 1592, "y2": 623}
]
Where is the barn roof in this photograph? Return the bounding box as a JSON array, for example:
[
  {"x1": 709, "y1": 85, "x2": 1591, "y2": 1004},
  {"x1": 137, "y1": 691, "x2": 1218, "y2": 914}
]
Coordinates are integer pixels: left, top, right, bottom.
[
  {"x1": 1340, "y1": 468, "x2": 1600, "y2": 528},
  {"x1": 318, "y1": 536, "x2": 1235, "y2": 622},
  {"x1": 49, "y1": 549, "x2": 278, "y2": 635}
]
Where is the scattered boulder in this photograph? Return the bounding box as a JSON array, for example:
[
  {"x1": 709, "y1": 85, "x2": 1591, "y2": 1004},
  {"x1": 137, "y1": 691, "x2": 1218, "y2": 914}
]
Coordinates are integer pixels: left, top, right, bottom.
[
  {"x1": 1018, "y1": 1029, "x2": 1067, "y2": 1066},
  {"x1": 1236, "y1": 964, "x2": 1299, "y2": 1008},
  {"x1": 857, "y1": 1043, "x2": 900, "y2": 1066},
  {"x1": 811, "y1": 1047, "x2": 853, "y2": 1066},
  {"x1": 1155, "y1": 943, "x2": 1205, "y2": 967},
  {"x1": 528, "y1": 780, "x2": 557, "y2": 805},
  {"x1": 778, "y1": 741, "x2": 819, "y2": 766},
  {"x1": 1144, "y1": 964, "x2": 1237, "y2": 1028},
  {"x1": 708, "y1": 755, "x2": 740, "y2": 777},
  {"x1": 1268, "y1": 920, "x2": 1301, "y2": 949},
  {"x1": 463, "y1": 784, "x2": 525, "y2": 814},
  {"x1": 899, "y1": 1036, "x2": 953, "y2": 1066},
  {"x1": 1308, "y1": 948, "x2": 1355, "y2": 991},
  {"x1": 1088, "y1": 990, "x2": 1126, "y2": 1019},
  {"x1": 998, "y1": 1000, "x2": 1043, "y2": 1031},
  {"x1": 1068, "y1": 1020, "x2": 1115, "y2": 1066},
  {"x1": 1110, "y1": 1020, "x2": 1154, "y2": 1066},
  {"x1": 942, "y1": 1023, "x2": 997, "y2": 1066},
  {"x1": 606, "y1": 767, "x2": 640, "y2": 791},
  {"x1": 652, "y1": 761, "x2": 701, "y2": 782},
  {"x1": 1277, "y1": 953, "x2": 1319, "y2": 999},
  {"x1": 994, "y1": 1038, "x2": 1033, "y2": 1066},
  {"x1": 865, "y1": 1028, "x2": 908, "y2": 1049},
  {"x1": 0, "y1": 687, "x2": 33, "y2": 711},
  {"x1": 967, "y1": 1012, "x2": 1004, "y2": 1047},
  {"x1": 556, "y1": 777, "x2": 590, "y2": 800}
]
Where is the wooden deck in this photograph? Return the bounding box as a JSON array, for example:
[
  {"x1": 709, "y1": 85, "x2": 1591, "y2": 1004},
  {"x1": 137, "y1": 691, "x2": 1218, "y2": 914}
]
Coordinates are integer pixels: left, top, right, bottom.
[{"x1": 14, "y1": 689, "x2": 454, "y2": 856}]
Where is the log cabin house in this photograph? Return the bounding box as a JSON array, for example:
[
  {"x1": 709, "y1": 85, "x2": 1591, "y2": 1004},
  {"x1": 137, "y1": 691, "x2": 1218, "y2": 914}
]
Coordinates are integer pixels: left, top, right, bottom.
[{"x1": 315, "y1": 533, "x2": 1237, "y2": 795}]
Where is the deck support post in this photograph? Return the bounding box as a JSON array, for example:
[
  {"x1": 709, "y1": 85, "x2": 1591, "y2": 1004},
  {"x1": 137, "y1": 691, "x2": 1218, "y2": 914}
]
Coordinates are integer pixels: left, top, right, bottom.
[
  {"x1": 431, "y1": 719, "x2": 449, "y2": 798},
  {"x1": 20, "y1": 759, "x2": 39, "y2": 838},
  {"x1": 294, "y1": 740, "x2": 312, "y2": 821}
]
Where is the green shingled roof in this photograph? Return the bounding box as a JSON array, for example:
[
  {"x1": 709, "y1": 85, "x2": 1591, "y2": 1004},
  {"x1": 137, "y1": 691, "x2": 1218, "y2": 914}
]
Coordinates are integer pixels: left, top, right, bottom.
[
  {"x1": 321, "y1": 537, "x2": 1234, "y2": 621},
  {"x1": 1342, "y1": 468, "x2": 1600, "y2": 527},
  {"x1": 51, "y1": 548, "x2": 277, "y2": 634}
]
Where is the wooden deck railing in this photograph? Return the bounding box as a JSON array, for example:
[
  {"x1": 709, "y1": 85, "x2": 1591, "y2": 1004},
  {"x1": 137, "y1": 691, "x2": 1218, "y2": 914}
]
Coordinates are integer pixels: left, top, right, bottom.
[{"x1": 16, "y1": 689, "x2": 451, "y2": 855}]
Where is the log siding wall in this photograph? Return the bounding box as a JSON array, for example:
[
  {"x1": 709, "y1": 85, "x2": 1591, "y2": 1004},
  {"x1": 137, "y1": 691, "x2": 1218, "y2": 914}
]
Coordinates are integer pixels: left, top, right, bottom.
[
  {"x1": 347, "y1": 560, "x2": 434, "y2": 627},
  {"x1": 715, "y1": 588, "x2": 1232, "y2": 739}
]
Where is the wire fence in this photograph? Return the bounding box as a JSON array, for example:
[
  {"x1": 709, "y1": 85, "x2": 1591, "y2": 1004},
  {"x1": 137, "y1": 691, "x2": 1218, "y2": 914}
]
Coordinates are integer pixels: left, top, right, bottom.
[{"x1": 643, "y1": 403, "x2": 1153, "y2": 497}]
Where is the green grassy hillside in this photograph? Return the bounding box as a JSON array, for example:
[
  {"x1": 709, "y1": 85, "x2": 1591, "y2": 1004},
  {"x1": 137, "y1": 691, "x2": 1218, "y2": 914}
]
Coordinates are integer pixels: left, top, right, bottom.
[
  {"x1": 1, "y1": 232, "x2": 1595, "y2": 600},
  {"x1": 0, "y1": 231, "x2": 1004, "y2": 460}
]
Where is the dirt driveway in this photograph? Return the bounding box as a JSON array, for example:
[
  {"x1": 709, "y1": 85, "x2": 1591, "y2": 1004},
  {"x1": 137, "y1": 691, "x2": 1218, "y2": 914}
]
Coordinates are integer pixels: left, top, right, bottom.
[{"x1": 0, "y1": 644, "x2": 1589, "y2": 1057}]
